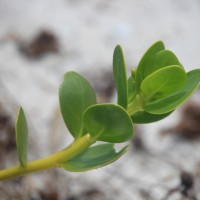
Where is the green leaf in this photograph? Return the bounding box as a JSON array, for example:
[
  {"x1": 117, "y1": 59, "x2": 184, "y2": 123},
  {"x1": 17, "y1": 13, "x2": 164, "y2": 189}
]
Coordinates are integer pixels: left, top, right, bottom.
[
  {"x1": 152, "y1": 50, "x2": 181, "y2": 71},
  {"x1": 61, "y1": 144, "x2": 128, "y2": 172},
  {"x1": 59, "y1": 71, "x2": 96, "y2": 138},
  {"x1": 113, "y1": 45, "x2": 128, "y2": 109},
  {"x1": 135, "y1": 41, "x2": 165, "y2": 92},
  {"x1": 83, "y1": 104, "x2": 133, "y2": 143},
  {"x1": 144, "y1": 69, "x2": 200, "y2": 114},
  {"x1": 15, "y1": 107, "x2": 28, "y2": 168},
  {"x1": 130, "y1": 111, "x2": 173, "y2": 124},
  {"x1": 141, "y1": 65, "x2": 187, "y2": 100}
]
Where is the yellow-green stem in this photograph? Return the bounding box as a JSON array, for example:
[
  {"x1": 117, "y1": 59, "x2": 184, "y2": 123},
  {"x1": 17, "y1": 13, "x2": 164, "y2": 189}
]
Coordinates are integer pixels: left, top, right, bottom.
[{"x1": 0, "y1": 134, "x2": 95, "y2": 180}]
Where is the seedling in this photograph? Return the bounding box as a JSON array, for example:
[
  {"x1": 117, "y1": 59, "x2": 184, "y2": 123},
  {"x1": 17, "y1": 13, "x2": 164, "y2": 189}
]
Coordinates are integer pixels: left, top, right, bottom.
[{"x1": 0, "y1": 41, "x2": 199, "y2": 180}]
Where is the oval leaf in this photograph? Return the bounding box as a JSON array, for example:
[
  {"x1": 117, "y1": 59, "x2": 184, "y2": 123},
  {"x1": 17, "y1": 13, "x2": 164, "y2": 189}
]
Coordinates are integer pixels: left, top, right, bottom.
[
  {"x1": 135, "y1": 41, "x2": 165, "y2": 92},
  {"x1": 144, "y1": 69, "x2": 200, "y2": 114},
  {"x1": 153, "y1": 50, "x2": 181, "y2": 71},
  {"x1": 59, "y1": 72, "x2": 96, "y2": 138},
  {"x1": 83, "y1": 104, "x2": 133, "y2": 143},
  {"x1": 130, "y1": 111, "x2": 172, "y2": 124},
  {"x1": 113, "y1": 45, "x2": 128, "y2": 109},
  {"x1": 15, "y1": 107, "x2": 28, "y2": 168},
  {"x1": 141, "y1": 65, "x2": 187, "y2": 100},
  {"x1": 61, "y1": 144, "x2": 128, "y2": 172}
]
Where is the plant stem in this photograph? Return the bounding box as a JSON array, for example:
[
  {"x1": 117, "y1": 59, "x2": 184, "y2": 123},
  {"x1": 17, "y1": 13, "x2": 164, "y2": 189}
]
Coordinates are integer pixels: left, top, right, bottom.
[{"x1": 0, "y1": 134, "x2": 95, "y2": 180}]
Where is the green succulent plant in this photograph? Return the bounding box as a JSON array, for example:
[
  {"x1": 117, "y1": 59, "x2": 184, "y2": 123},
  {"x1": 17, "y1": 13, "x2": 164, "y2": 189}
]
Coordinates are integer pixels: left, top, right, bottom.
[{"x1": 0, "y1": 41, "x2": 199, "y2": 180}]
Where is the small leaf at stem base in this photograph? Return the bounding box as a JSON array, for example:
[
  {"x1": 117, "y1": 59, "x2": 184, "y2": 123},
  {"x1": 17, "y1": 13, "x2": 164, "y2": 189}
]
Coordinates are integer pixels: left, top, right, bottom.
[{"x1": 15, "y1": 107, "x2": 28, "y2": 168}]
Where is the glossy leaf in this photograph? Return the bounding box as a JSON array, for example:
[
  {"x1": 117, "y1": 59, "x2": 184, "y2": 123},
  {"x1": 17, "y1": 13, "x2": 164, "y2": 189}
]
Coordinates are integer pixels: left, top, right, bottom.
[
  {"x1": 59, "y1": 72, "x2": 96, "y2": 138},
  {"x1": 62, "y1": 144, "x2": 128, "y2": 172},
  {"x1": 144, "y1": 69, "x2": 200, "y2": 114},
  {"x1": 135, "y1": 41, "x2": 165, "y2": 92},
  {"x1": 152, "y1": 50, "x2": 181, "y2": 71},
  {"x1": 15, "y1": 107, "x2": 28, "y2": 168},
  {"x1": 113, "y1": 45, "x2": 128, "y2": 109},
  {"x1": 83, "y1": 104, "x2": 133, "y2": 143},
  {"x1": 130, "y1": 111, "x2": 172, "y2": 124},
  {"x1": 141, "y1": 65, "x2": 186, "y2": 100}
]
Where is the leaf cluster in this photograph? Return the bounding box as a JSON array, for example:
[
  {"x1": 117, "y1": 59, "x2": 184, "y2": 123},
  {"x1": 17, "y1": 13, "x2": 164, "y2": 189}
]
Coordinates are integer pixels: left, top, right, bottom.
[{"x1": 15, "y1": 41, "x2": 200, "y2": 173}]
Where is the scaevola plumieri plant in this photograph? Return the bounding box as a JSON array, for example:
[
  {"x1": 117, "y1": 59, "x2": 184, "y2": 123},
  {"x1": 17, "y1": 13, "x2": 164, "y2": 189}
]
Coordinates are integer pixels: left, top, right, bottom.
[{"x1": 0, "y1": 41, "x2": 199, "y2": 180}]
